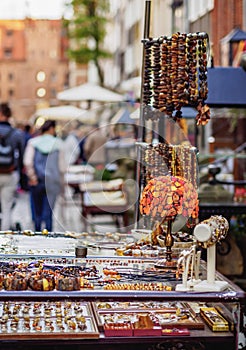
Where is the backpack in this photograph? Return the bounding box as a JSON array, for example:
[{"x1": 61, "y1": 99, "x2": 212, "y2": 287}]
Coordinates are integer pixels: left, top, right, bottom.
[
  {"x1": 0, "y1": 128, "x2": 15, "y2": 173},
  {"x1": 33, "y1": 147, "x2": 61, "y2": 191}
]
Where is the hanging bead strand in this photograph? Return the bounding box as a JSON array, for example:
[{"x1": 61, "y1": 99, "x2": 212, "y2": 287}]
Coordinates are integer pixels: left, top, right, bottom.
[
  {"x1": 159, "y1": 37, "x2": 168, "y2": 112},
  {"x1": 143, "y1": 39, "x2": 153, "y2": 107},
  {"x1": 152, "y1": 38, "x2": 162, "y2": 110},
  {"x1": 166, "y1": 36, "x2": 175, "y2": 118}
]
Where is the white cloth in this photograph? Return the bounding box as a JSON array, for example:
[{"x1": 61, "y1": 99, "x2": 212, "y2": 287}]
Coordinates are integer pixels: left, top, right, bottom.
[
  {"x1": 83, "y1": 129, "x2": 107, "y2": 165},
  {"x1": 0, "y1": 171, "x2": 19, "y2": 230},
  {"x1": 63, "y1": 134, "x2": 80, "y2": 166}
]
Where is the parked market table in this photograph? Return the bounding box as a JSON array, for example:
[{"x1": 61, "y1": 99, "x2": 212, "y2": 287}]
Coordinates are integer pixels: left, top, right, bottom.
[
  {"x1": 78, "y1": 179, "x2": 129, "y2": 231},
  {"x1": 199, "y1": 202, "x2": 246, "y2": 221}
]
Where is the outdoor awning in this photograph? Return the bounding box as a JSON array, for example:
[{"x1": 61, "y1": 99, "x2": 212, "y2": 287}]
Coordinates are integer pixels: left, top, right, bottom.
[
  {"x1": 206, "y1": 67, "x2": 246, "y2": 107},
  {"x1": 221, "y1": 28, "x2": 246, "y2": 43},
  {"x1": 129, "y1": 106, "x2": 197, "y2": 120},
  {"x1": 111, "y1": 108, "x2": 138, "y2": 124},
  {"x1": 31, "y1": 105, "x2": 98, "y2": 124},
  {"x1": 120, "y1": 76, "x2": 141, "y2": 98},
  {"x1": 57, "y1": 82, "x2": 125, "y2": 103}
]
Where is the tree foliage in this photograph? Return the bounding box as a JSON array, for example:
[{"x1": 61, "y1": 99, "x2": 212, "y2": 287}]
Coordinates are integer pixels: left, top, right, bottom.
[{"x1": 65, "y1": 0, "x2": 110, "y2": 85}]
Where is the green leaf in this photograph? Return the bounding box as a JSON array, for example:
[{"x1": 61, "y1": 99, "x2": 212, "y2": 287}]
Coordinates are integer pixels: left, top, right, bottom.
[{"x1": 66, "y1": 0, "x2": 110, "y2": 84}]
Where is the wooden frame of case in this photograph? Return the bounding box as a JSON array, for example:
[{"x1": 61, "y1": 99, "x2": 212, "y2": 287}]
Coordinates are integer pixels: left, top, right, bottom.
[{"x1": 91, "y1": 302, "x2": 205, "y2": 331}]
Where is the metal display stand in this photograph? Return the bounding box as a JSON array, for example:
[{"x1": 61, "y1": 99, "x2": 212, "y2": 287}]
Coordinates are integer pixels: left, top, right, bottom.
[
  {"x1": 134, "y1": 0, "x2": 210, "y2": 229},
  {"x1": 0, "y1": 229, "x2": 244, "y2": 349},
  {"x1": 135, "y1": 0, "x2": 151, "y2": 225},
  {"x1": 0, "y1": 253, "x2": 244, "y2": 350},
  {"x1": 130, "y1": 2, "x2": 245, "y2": 348}
]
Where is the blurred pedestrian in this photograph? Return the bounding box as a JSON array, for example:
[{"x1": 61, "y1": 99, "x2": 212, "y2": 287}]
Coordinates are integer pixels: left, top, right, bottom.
[
  {"x1": 0, "y1": 102, "x2": 25, "y2": 230},
  {"x1": 83, "y1": 124, "x2": 107, "y2": 166},
  {"x1": 77, "y1": 126, "x2": 90, "y2": 164},
  {"x1": 20, "y1": 124, "x2": 34, "y2": 191},
  {"x1": 63, "y1": 127, "x2": 80, "y2": 166},
  {"x1": 24, "y1": 120, "x2": 66, "y2": 232},
  {"x1": 23, "y1": 124, "x2": 33, "y2": 147}
]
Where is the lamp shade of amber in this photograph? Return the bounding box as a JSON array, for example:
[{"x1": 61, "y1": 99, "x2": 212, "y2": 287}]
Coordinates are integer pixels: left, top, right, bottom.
[{"x1": 139, "y1": 175, "x2": 199, "y2": 221}]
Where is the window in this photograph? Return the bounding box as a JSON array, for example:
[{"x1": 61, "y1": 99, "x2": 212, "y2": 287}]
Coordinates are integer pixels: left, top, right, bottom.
[
  {"x1": 8, "y1": 73, "x2": 14, "y2": 81},
  {"x1": 4, "y1": 48, "x2": 12, "y2": 58},
  {"x1": 49, "y1": 50, "x2": 57, "y2": 59},
  {"x1": 50, "y1": 71, "x2": 57, "y2": 82},
  {"x1": 50, "y1": 88, "x2": 56, "y2": 98},
  {"x1": 128, "y1": 22, "x2": 139, "y2": 45},
  {"x1": 6, "y1": 29, "x2": 13, "y2": 36},
  {"x1": 8, "y1": 89, "x2": 14, "y2": 97}
]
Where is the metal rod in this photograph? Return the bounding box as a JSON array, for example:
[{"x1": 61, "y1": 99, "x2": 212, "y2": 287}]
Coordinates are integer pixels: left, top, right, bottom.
[
  {"x1": 139, "y1": 0, "x2": 151, "y2": 141},
  {"x1": 134, "y1": 0, "x2": 152, "y2": 228}
]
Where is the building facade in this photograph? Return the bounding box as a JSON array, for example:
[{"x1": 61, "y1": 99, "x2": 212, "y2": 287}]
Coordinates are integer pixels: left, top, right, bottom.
[
  {"x1": 103, "y1": 0, "x2": 173, "y2": 90},
  {"x1": 102, "y1": 0, "x2": 245, "y2": 148},
  {"x1": 0, "y1": 19, "x2": 69, "y2": 123},
  {"x1": 103, "y1": 0, "x2": 246, "y2": 87},
  {"x1": 189, "y1": 0, "x2": 245, "y2": 66},
  {"x1": 1, "y1": 1, "x2": 245, "y2": 126}
]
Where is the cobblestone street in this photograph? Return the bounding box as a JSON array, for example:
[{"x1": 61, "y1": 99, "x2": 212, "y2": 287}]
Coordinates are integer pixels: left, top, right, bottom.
[{"x1": 11, "y1": 188, "x2": 119, "y2": 234}]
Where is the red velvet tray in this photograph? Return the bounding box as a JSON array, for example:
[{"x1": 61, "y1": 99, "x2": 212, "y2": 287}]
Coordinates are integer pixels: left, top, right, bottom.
[{"x1": 133, "y1": 326, "x2": 162, "y2": 336}]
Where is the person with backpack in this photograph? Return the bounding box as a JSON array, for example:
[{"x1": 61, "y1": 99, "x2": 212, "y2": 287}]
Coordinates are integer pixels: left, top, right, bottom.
[
  {"x1": 24, "y1": 120, "x2": 66, "y2": 232},
  {"x1": 0, "y1": 102, "x2": 25, "y2": 231}
]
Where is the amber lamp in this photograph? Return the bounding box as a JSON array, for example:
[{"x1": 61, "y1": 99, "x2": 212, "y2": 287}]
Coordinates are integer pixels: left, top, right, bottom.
[{"x1": 139, "y1": 175, "x2": 199, "y2": 261}]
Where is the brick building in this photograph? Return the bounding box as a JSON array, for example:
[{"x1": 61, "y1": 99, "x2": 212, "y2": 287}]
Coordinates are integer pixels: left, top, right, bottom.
[
  {"x1": 0, "y1": 18, "x2": 69, "y2": 123},
  {"x1": 189, "y1": 0, "x2": 244, "y2": 66}
]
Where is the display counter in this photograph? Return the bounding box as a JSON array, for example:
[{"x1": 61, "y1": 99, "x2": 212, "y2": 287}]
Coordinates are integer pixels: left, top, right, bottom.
[
  {"x1": 0, "y1": 232, "x2": 244, "y2": 350},
  {"x1": 199, "y1": 202, "x2": 246, "y2": 222}
]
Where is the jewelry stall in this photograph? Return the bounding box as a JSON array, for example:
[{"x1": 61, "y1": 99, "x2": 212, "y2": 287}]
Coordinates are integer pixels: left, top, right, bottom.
[
  {"x1": 0, "y1": 2, "x2": 245, "y2": 350},
  {"x1": 0, "y1": 230, "x2": 244, "y2": 350}
]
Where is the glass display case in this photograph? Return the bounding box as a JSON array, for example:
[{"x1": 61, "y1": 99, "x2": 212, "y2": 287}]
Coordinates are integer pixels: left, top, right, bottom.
[{"x1": 0, "y1": 232, "x2": 244, "y2": 350}]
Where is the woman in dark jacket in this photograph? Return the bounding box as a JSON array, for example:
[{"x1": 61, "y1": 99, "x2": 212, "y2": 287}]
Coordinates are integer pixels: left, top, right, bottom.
[
  {"x1": 0, "y1": 102, "x2": 25, "y2": 230},
  {"x1": 24, "y1": 120, "x2": 66, "y2": 232}
]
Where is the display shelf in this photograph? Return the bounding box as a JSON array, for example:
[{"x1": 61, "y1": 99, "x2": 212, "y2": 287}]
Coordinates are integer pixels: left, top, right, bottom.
[
  {"x1": 0, "y1": 254, "x2": 244, "y2": 350},
  {"x1": 0, "y1": 232, "x2": 243, "y2": 349},
  {"x1": 198, "y1": 202, "x2": 246, "y2": 221},
  {"x1": 0, "y1": 255, "x2": 244, "y2": 300},
  {"x1": 0, "y1": 231, "x2": 134, "y2": 257},
  {"x1": 0, "y1": 337, "x2": 236, "y2": 350}
]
